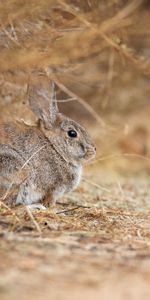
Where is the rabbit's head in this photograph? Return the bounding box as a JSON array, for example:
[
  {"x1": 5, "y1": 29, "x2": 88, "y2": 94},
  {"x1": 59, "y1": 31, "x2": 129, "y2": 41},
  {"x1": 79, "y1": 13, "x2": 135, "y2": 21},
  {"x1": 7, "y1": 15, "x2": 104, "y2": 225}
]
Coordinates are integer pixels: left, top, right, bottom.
[{"x1": 28, "y1": 79, "x2": 96, "y2": 165}]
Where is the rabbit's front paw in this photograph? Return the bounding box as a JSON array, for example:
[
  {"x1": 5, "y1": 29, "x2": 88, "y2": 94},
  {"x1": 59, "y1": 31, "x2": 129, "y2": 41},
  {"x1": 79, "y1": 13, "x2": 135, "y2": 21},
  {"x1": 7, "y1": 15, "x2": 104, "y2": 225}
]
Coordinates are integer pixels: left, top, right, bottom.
[{"x1": 27, "y1": 203, "x2": 46, "y2": 211}]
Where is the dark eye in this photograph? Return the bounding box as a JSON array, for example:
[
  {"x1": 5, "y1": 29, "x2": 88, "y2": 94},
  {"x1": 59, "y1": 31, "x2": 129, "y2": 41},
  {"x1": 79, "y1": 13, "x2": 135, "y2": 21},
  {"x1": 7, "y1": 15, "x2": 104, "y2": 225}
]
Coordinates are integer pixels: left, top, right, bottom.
[{"x1": 67, "y1": 129, "x2": 77, "y2": 138}]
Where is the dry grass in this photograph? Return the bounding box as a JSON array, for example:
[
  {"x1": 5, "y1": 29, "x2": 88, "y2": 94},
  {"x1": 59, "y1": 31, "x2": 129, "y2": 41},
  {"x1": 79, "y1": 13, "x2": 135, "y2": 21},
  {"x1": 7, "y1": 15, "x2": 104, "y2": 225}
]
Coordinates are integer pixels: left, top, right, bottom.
[
  {"x1": 0, "y1": 176, "x2": 150, "y2": 300},
  {"x1": 0, "y1": 1, "x2": 150, "y2": 299}
]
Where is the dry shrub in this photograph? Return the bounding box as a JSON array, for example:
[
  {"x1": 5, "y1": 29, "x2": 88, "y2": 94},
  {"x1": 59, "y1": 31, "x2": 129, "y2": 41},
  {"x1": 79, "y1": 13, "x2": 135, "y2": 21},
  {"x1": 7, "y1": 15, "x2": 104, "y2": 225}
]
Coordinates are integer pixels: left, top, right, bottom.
[{"x1": 0, "y1": 0, "x2": 150, "y2": 170}]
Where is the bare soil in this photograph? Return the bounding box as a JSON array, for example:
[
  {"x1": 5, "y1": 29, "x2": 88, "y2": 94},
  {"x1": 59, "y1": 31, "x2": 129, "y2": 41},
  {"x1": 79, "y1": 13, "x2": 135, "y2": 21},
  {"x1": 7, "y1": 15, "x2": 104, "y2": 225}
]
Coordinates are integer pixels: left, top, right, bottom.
[{"x1": 0, "y1": 174, "x2": 150, "y2": 300}]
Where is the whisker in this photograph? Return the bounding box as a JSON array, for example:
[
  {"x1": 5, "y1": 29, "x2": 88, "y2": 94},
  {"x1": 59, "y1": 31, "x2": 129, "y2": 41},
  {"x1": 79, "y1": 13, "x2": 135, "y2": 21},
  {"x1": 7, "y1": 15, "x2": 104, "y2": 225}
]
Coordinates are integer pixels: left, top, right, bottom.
[{"x1": 87, "y1": 153, "x2": 150, "y2": 166}]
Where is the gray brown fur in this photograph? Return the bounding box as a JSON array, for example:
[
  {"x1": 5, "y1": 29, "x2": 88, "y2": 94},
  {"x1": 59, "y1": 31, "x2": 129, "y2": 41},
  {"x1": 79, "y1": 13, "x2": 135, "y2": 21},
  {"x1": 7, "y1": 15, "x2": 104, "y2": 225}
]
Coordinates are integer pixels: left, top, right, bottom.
[{"x1": 0, "y1": 79, "x2": 96, "y2": 207}]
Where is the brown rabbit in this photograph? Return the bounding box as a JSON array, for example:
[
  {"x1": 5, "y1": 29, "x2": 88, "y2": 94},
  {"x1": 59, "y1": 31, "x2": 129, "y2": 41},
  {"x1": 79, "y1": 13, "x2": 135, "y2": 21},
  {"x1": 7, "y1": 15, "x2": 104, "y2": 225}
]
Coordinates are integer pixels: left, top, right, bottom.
[{"x1": 0, "y1": 78, "x2": 96, "y2": 209}]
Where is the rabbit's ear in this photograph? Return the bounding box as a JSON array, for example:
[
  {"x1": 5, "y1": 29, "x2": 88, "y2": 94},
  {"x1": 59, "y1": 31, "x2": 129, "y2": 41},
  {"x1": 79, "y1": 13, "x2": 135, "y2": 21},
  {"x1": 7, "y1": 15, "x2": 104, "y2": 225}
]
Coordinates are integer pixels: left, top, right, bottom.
[
  {"x1": 27, "y1": 79, "x2": 58, "y2": 129},
  {"x1": 49, "y1": 80, "x2": 58, "y2": 127}
]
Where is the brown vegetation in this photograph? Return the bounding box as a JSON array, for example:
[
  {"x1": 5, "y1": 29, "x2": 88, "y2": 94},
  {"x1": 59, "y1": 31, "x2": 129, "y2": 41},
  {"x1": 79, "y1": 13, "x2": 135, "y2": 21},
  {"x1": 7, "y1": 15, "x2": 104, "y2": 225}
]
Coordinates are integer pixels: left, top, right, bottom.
[{"x1": 0, "y1": 1, "x2": 150, "y2": 299}]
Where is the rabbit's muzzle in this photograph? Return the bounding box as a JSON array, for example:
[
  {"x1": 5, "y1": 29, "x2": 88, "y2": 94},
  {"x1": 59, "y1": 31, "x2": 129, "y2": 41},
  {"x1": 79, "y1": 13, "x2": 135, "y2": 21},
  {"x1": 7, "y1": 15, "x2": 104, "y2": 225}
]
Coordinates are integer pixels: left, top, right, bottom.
[{"x1": 83, "y1": 144, "x2": 96, "y2": 161}]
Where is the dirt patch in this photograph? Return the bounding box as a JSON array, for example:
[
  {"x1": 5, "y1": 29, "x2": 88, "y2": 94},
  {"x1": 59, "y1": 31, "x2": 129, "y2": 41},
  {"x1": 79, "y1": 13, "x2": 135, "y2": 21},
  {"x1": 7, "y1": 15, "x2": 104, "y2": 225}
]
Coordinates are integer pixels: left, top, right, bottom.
[{"x1": 0, "y1": 177, "x2": 150, "y2": 300}]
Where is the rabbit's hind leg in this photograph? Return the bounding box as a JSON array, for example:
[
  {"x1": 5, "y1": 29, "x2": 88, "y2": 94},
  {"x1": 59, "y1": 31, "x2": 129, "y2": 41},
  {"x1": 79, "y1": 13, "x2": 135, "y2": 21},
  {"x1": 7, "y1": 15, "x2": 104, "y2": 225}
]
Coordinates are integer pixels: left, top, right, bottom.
[{"x1": 16, "y1": 182, "x2": 44, "y2": 206}]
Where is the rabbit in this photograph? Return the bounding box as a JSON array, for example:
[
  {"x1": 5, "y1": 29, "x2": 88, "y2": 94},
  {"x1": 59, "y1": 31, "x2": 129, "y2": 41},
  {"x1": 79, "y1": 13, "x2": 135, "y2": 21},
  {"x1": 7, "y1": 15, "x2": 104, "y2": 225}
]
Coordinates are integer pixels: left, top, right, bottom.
[{"x1": 0, "y1": 78, "x2": 96, "y2": 210}]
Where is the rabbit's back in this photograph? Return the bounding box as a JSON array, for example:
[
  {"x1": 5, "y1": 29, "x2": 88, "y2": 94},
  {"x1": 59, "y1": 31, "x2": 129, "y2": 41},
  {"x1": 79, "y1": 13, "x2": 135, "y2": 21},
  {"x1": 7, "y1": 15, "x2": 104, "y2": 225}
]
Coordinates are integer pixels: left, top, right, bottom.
[
  {"x1": 0, "y1": 122, "x2": 44, "y2": 187},
  {"x1": 0, "y1": 121, "x2": 43, "y2": 154}
]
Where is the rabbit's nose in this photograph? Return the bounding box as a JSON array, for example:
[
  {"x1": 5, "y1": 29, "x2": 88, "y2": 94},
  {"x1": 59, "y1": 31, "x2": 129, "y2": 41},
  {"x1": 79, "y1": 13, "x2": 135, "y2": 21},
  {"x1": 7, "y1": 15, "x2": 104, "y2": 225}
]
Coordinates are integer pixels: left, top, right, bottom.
[
  {"x1": 87, "y1": 145, "x2": 96, "y2": 152},
  {"x1": 86, "y1": 144, "x2": 96, "y2": 154},
  {"x1": 91, "y1": 145, "x2": 96, "y2": 152}
]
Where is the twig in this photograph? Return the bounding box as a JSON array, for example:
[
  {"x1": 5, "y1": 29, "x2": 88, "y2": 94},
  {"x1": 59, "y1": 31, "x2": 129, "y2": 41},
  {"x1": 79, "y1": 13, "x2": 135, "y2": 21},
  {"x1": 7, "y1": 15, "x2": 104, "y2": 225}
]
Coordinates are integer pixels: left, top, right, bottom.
[
  {"x1": 25, "y1": 205, "x2": 42, "y2": 234},
  {"x1": 56, "y1": 205, "x2": 91, "y2": 215},
  {"x1": 0, "y1": 182, "x2": 14, "y2": 202},
  {"x1": 115, "y1": 179, "x2": 129, "y2": 210},
  {"x1": 46, "y1": 73, "x2": 106, "y2": 127},
  {"x1": 20, "y1": 145, "x2": 46, "y2": 171},
  {"x1": 59, "y1": 0, "x2": 142, "y2": 32},
  {"x1": 87, "y1": 153, "x2": 150, "y2": 166},
  {"x1": 82, "y1": 178, "x2": 110, "y2": 192},
  {"x1": 0, "y1": 200, "x2": 20, "y2": 222},
  {"x1": 2, "y1": 26, "x2": 20, "y2": 46},
  {"x1": 56, "y1": 97, "x2": 77, "y2": 103}
]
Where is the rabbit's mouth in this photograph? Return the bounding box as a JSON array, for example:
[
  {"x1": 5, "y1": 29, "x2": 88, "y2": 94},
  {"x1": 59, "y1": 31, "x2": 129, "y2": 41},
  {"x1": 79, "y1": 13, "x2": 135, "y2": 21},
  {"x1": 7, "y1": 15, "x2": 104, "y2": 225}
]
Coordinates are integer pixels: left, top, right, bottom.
[{"x1": 83, "y1": 146, "x2": 96, "y2": 162}]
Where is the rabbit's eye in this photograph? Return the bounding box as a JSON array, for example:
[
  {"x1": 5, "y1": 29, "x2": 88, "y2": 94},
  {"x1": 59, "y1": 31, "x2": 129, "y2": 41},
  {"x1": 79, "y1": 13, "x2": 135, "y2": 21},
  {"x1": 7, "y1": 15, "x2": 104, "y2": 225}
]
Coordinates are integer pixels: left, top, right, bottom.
[{"x1": 67, "y1": 129, "x2": 77, "y2": 138}]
